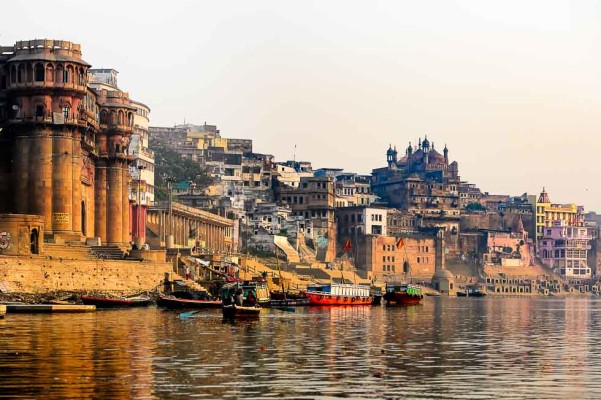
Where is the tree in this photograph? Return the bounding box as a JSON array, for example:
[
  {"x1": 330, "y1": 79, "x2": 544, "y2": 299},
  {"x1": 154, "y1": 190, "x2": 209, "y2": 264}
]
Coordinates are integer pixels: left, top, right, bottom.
[
  {"x1": 150, "y1": 141, "x2": 212, "y2": 201},
  {"x1": 465, "y1": 202, "x2": 486, "y2": 213}
]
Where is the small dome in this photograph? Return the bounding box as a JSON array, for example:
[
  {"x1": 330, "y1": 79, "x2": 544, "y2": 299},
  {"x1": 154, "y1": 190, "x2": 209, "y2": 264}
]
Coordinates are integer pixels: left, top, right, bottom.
[
  {"x1": 386, "y1": 144, "x2": 394, "y2": 156},
  {"x1": 434, "y1": 268, "x2": 454, "y2": 279},
  {"x1": 422, "y1": 136, "x2": 430, "y2": 148}
]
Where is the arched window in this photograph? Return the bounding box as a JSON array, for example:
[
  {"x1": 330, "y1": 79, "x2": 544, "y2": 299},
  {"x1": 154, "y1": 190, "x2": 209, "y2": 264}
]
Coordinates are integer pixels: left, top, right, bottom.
[
  {"x1": 118, "y1": 110, "x2": 124, "y2": 125},
  {"x1": 56, "y1": 65, "x2": 64, "y2": 83},
  {"x1": 127, "y1": 112, "x2": 133, "y2": 126},
  {"x1": 78, "y1": 67, "x2": 85, "y2": 85},
  {"x1": 62, "y1": 103, "x2": 71, "y2": 120},
  {"x1": 26, "y1": 63, "x2": 33, "y2": 82},
  {"x1": 64, "y1": 65, "x2": 72, "y2": 84},
  {"x1": 18, "y1": 64, "x2": 25, "y2": 83},
  {"x1": 34, "y1": 63, "x2": 44, "y2": 82},
  {"x1": 110, "y1": 110, "x2": 117, "y2": 125},
  {"x1": 30, "y1": 229, "x2": 39, "y2": 255},
  {"x1": 100, "y1": 110, "x2": 108, "y2": 124},
  {"x1": 10, "y1": 65, "x2": 16, "y2": 84},
  {"x1": 46, "y1": 64, "x2": 54, "y2": 82}
]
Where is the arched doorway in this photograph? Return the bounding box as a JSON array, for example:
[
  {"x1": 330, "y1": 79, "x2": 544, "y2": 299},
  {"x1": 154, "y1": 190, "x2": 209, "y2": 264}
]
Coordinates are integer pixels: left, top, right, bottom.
[
  {"x1": 81, "y1": 201, "x2": 87, "y2": 236},
  {"x1": 30, "y1": 229, "x2": 39, "y2": 255}
]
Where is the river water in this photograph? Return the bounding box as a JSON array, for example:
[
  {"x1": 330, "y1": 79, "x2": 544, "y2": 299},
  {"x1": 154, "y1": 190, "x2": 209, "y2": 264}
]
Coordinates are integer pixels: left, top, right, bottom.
[{"x1": 1, "y1": 296, "x2": 600, "y2": 399}]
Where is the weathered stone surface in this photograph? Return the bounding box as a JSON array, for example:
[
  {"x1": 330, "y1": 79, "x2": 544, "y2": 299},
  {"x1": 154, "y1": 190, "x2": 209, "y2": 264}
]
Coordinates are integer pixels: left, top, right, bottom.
[{"x1": 0, "y1": 255, "x2": 172, "y2": 294}]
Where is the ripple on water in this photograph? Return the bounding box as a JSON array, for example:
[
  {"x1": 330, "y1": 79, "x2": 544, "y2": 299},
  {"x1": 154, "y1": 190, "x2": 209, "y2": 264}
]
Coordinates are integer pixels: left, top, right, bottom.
[{"x1": 1, "y1": 298, "x2": 601, "y2": 398}]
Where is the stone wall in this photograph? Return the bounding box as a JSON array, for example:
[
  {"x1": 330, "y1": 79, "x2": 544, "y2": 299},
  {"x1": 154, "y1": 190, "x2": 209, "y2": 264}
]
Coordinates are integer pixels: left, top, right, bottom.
[{"x1": 0, "y1": 255, "x2": 172, "y2": 294}]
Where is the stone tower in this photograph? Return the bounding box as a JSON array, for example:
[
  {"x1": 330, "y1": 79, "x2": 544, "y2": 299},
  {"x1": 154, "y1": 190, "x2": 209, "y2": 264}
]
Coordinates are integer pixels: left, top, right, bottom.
[{"x1": 0, "y1": 39, "x2": 134, "y2": 245}]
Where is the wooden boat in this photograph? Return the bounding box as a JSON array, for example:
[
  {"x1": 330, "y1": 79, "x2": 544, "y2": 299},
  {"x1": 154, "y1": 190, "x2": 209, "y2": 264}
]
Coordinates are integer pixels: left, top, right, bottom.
[
  {"x1": 222, "y1": 304, "x2": 261, "y2": 320},
  {"x1": 267, "y1": 290, "x2": 310, "y2": 307},
  {"x1": 383, "y1": 283, "x2": 423, "y2": 306},
  {"x1": 306, "y1": 283, "x2": 372, "y2": 306},
  {"x1": 156, "y1": 293, "x2": 222, "y2": 309},
  {"x1": 371, "y1": 288, "x2": 383, "y2": 305},
  {"x1": 80, "y1": 294, "x2": 153, "y2": 308},
  {"x1": 0, "y1": 304, "x2": 6, "y2": 318}
]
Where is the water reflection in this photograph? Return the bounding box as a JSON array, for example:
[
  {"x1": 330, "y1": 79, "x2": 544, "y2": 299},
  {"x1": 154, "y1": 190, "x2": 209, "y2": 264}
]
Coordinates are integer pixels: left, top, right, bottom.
[{"x1": 1, "y1": 298, "x2": 601, "y2": 398}]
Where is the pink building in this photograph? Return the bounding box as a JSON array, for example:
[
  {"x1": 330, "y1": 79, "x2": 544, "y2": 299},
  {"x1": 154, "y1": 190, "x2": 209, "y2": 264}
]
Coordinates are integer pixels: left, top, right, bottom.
[{"x1": 538, "y1": 220, "x2": 592, "y2": 278}]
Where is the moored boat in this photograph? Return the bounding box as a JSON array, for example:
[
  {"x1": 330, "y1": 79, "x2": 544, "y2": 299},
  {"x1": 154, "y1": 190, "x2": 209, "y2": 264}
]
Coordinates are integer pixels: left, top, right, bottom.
[
  {"x1": 80, "y1": 294, "x2": 153, "y2": 308},
  {"x1": 156, "y1": 293, "x2": 222, "y2": 309},
  {"x1": 0, "y1": 304, "x2": 6, "y2": 318},
  {"x1": 267, "y1": 290, "x2": 310, "y2": 307},
  {"x1": 383, "y1": 283, "x2": 423, "y2": 306},
  {"x1": 306, "y1": 283, "x2": 372, "y2": 306}
]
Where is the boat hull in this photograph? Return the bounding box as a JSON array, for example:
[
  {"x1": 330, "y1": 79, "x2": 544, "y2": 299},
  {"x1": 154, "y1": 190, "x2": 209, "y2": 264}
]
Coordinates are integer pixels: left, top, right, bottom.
[
  {"x1": 267, "y1": 298, "x2": 311, "y2": 307},
  {"x1": 157, "y1": 295, "x2": 222, "y2": 309},
  {"x1": 306, "y1": 292, "x2": 372, "y2": 306},
  {"x1": 384, "y1": 292, "x2": 423, "y2": 306},
  {"x1": 80, "y1": 295, "x2": 153, "y2": 308},
  {"x1": 222, "y1": 304, "x2": 261, "y2": 319},
  {"x1": 0, "y1": 304, "x2": 5, "y2": 318}
]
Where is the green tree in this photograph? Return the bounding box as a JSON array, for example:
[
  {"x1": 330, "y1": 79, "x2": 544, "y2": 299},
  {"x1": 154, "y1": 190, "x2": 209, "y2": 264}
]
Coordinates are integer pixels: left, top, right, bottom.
[
  {"x1": 150, "y1": 141, "x2": 212, "y2": 201},
  {"x1": 465, "y1": 202, "x2": 486, "y2": 213}
]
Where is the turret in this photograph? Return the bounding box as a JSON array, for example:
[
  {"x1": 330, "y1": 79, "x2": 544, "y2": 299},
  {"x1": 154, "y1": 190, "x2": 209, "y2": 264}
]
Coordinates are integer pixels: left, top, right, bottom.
[
  {"x1": 443, "y1": 143, "x2": 448, "y2": 163},
  {"x1": 386, "y1": 144, "x2": 394, "y2": 167}
]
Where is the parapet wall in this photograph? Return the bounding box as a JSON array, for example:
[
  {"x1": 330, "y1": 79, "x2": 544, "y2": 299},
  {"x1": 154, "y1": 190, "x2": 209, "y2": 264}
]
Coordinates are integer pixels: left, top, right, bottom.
[{"x1": 0, "y1": 255, "x2": 172, "y2": 294}]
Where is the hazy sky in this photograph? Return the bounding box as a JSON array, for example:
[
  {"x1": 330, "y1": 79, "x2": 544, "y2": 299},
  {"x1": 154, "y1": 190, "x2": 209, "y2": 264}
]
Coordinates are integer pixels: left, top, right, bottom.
[{"x1": 3, "y1": 0, "x2": 600, "y2": 211}]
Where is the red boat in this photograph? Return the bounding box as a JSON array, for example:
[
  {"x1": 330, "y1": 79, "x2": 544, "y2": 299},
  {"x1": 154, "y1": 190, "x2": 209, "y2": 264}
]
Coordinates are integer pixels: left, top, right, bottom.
[
  {"x1": 383, "y1": 283, "x2": 423, "y2": 306},
  {"x1": 156, "y1": 293, "x2": 222, "y2": 309},
  {"x1": 306, "y1": 283, "x2": 372, "y2": 306},
  {"x1": 80, "y1": 295, "x2": 153, "y2": 308}
]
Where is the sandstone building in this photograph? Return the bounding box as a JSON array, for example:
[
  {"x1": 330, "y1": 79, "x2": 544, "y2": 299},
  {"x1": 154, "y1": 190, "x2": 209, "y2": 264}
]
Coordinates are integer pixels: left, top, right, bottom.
[{"x1": 0, "y1": 39, "x2": 140, "y2": 251}]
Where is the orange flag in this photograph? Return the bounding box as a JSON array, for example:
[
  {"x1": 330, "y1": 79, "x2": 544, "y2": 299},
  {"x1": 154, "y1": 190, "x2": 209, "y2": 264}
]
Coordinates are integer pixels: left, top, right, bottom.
[
  {"x1": 396, "y1": 237, "x2": 404, "y2": 250},
  {"x1": 343, "y1": 239, "x2": 352, "y2": 252}
]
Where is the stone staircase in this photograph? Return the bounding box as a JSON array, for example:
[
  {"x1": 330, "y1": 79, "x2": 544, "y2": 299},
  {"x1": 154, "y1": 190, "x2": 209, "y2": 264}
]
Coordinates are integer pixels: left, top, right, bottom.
[
  {"x1": 296, "y1": 232, "x2": 316, "y2": 263},
  {"x1": 44, "y1": 243, "x2": 94, "y2": 260},
  {"x1": 90, "y1": 245, "x2": 127, "y2": 260},
  {"x1": 274, "y1": 236, "x2": 301, "y2": 263}
]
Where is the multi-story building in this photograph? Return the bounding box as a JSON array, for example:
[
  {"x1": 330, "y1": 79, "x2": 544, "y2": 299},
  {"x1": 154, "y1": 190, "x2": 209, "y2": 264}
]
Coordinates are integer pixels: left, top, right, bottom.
[
  {"x1": 458, "y1": 182, "x2": 483, "y2": 209},
  {"x1": 535, "y1": 188, "x2": 584, "y2": 242},
  {"x1": 0, "y1": 39, "x2": 139, "y2": 250},
  {"x1": 273, "y1": 161, "x2": 314, "y2": 188},
  {"x1": 371, "y1": 137, "x2": 460, "y2": 212},
  {"x1": 336, "y1": 206, "x2": 388, "y2": 238},
  {"x1": 538, "y1": 220, "x2": 592, "y2": 278},
  {"x1": 89, "y1": 69, "x2": 155, "y2": 247},
  {"x1": 387, "y1": 209, "x2": 419, "y2": 236},
  {"x1": 275, "y1": 176, "x2": 336, "y2": 261},
  {"x1": 334, "y1": 173, "x2": 377, "y2": 207}
]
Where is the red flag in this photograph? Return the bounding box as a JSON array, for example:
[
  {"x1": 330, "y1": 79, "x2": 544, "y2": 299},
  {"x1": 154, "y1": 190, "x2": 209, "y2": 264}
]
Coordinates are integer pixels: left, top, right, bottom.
[
  {"x1": 396, "y1": 237, "x2": 404, "y2": 249},
  {"x1": 343, "y1": 239, "x2": 352, "y2": 252}
]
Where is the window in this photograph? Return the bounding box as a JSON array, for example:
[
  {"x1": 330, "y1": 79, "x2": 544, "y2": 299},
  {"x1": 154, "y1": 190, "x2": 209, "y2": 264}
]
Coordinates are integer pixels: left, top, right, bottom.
[
  {"x1": 63, "y1": 105, "x2": 70, "y2": 120},
  {"x1": 34, "y1": 63, "x2": 44, "y2": 82},
  {"x1": 35, "y1": 104, "x2": 44, "y2": 117}
]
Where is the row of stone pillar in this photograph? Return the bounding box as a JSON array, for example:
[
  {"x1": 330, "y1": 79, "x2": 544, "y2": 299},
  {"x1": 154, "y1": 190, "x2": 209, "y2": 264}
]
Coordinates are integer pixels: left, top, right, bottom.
[
  {"x1": 95, "y1": 159, "x2": 130, "y2": 244},
  {"x1": 13, "y1": 128, "x2": 131, "y2": 244},
  {"x1": 14, "y1": 129, "x2": 83, "y2": 236},
  {"x1": 147, "y1": 209, "x2": 231, "y2": 253}
]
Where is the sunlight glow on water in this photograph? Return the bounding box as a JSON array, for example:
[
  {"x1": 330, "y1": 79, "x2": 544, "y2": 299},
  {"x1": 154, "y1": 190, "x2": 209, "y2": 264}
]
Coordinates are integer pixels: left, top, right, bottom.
[{"x1": 1, "y1": 297, "x2": 600, "y2": 399}]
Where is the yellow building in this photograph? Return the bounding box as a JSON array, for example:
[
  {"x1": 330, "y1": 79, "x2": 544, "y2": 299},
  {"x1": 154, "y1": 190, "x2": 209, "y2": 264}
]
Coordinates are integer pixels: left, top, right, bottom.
[{"x1": 535, "y1": 188, "x2": 584, "y2": 241}]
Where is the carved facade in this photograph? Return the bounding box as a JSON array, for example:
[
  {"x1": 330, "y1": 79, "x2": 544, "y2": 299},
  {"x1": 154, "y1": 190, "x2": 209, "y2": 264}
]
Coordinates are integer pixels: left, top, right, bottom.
[{"x1": 0, "y1": 39, "x2": 139, "y2": 246}]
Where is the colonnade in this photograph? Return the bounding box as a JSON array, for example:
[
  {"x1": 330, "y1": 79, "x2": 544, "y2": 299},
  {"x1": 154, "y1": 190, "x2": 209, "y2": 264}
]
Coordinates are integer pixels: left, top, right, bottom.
[
  {"x1": 14, "y1": 128, "x2": 82, "y2": 236},
  {"x1": 146, "y1": 203, "x2": 234, "y2": 253}
]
